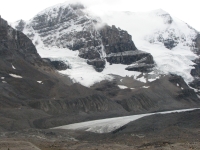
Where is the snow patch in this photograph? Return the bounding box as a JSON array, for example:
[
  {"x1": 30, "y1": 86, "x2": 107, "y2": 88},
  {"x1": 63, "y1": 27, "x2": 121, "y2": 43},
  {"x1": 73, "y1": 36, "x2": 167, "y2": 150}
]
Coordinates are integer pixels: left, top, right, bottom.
[
  {"x1": 142, "y1": 86, "x2": 150, "y2": 88},
  {"x1": 118, "y1": 85, "x2": 128, "y2": 89},
  {"x1": 11, "y1": 64, "x2": 16, "y2": 69},
  {"x1": 9, "y1": 74, "x2": 23, "y2": 78},
  {"x1": 37, "y1": 81, "x2": 43, "y2": 84}
]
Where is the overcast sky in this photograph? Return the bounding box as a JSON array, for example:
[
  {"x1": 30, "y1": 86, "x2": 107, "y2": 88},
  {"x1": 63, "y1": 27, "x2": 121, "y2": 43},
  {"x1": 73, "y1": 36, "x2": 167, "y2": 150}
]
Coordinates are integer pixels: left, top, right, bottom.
[{"x1": 0, "y1": 0, "x2": 199, "y2": 31}]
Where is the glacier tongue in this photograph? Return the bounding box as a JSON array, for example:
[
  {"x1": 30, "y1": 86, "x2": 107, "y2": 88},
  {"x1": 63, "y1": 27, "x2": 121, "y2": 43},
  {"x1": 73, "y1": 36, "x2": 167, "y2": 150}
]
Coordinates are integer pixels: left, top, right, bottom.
[{"x1": 52, "y1": 108, "x2": 200, "y2": 133}]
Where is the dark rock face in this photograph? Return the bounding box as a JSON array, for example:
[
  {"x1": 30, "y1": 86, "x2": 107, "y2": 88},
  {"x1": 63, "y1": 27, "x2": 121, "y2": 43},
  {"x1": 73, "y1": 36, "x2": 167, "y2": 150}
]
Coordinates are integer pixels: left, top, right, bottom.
[
  {"x1": 79, "y1": 48, "x2": 101, "y2": 60},
  {"x1": 169, "y1": 74, "x2": 199, "y2": 101},
  {"x1": 106, "y1": 50, "x2": 155, "y2": 72},
  {"x1": 125, "y1": 63, "x2": 154, "y2": 72},
  {"x1": 50, "y1": 60, "x2": 69, "y2": 70},
  {"x1": 43, "y1": 58, "x2": 69, "y2": 70},
  {"x1": 14, "y1": 20, "x2": 26, "y2": 32},
  {"x1": 100, "y1": 25, "x2": 137, "y2": 54},
  {"x1": 164, "y1": 39, "x2": 178, "y2": 50},
  {"x1": 106, "y1": 50, "x2": 154, "y2": 65},
  {"x1": 190, "y1": 59, "x2": 200, "y2": 77},
  {"x1": 87, "y1": 59, "x2": 106, "y2": 72}
]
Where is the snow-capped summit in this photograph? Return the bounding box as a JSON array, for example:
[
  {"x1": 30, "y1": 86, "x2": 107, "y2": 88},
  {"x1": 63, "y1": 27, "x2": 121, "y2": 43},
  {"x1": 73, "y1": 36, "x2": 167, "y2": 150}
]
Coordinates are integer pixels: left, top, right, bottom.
[
  {"x1": 12, "y1": 2, "x2": 200, "y2": 90},
  {"x1": 99, "y1": 9, "x2": 199, "y2": 84},
  {"x1": 12, "y1": 2, "x2": 155, "y2": 87}
]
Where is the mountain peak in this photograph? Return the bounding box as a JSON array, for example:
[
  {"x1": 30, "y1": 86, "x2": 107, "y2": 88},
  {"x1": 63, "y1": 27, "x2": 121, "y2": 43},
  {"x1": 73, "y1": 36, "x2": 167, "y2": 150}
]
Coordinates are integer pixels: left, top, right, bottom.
[
  {"x1": 36, "y1": 2, "x2": 85, "y2": 17},
  {"x1": 151, "y1": 9, "x2": 169, "y2": 15}
]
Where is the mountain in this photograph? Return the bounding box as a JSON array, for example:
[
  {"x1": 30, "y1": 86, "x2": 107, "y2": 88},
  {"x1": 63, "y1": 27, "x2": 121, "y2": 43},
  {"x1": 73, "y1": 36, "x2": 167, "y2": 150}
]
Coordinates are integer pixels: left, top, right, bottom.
[
  {"x1": 0, "y1": 16, "x2": 128, "y2": 131},
  {"x1": 12, "y1": 4, "x2": 200, "y2": 93},
  {"x1": 99, "y1": 10, "x2": 200, "y2": 89},
  {"x1": 0, "y1": 2, "x2": 199, "y2": 132},
  {"x1": 12, "y1": 3, "x2": 155, "y2": 87}
]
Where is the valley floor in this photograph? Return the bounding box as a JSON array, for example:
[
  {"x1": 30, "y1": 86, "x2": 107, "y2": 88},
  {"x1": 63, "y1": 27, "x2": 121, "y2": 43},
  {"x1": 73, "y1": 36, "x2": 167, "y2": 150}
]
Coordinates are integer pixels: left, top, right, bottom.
[{"x1": 0, "y1": 110, "x2": 199, "y2": 150}]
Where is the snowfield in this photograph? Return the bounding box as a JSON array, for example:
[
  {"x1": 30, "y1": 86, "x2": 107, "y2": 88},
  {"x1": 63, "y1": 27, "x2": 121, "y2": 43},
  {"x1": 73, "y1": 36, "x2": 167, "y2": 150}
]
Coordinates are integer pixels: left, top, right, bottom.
[
  {"x1": 52, "y1": 108, "x2": 200, "y2": 133},
  {"x1": 98, "y1": 10, "x2": 198, "y2": 83},
  {"x1": 38, "y1": 47, "x2": 146, "y2": 87}
]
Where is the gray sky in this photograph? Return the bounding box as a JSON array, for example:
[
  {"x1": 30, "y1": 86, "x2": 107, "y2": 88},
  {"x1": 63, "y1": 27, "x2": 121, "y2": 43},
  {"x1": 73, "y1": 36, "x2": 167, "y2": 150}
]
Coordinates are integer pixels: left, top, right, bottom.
[{"x1": 0, "y1": 0, "x2": 200, "y2": 31}]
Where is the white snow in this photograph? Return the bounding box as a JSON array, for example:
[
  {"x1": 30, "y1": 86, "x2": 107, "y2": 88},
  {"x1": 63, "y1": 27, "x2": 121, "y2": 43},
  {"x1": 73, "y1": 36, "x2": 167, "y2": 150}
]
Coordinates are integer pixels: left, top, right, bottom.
[
  {"x1": 38, "y1": 47, "x2": 113, "y2": 87},
  {"x1": 37, "y1": 47, "x2": 148, "y2": 87},
  {"x1": 177, "y1": 83, "x2": 179, "y2": 87},
  {"x1": 142, "y1": 86, "x2": 150, "y2": 88},
  {"x1": 9, "y1": 74, "x2": 23, "y2": 78},
  {"x1": 1, "y1": 77, "x2": 5, "y2": 80},
  {"x1": 2, "y1": 81, "x2": 7, "y2": 84},
  {"x1": 118, "y1": 85, "x2": 128, "y2": 89},
  {"x1": 37, "y1": 81, "x2": 43, "y2": 84},
  {"x1": 52, "y1": 108, "x2": 200, "y2": 133},
  {"x1": 98, "y1": 10, "x2": 198, "y2": 84},
  {"x1": 11, "y1": 64, "x2": 16, "y2": 69}
]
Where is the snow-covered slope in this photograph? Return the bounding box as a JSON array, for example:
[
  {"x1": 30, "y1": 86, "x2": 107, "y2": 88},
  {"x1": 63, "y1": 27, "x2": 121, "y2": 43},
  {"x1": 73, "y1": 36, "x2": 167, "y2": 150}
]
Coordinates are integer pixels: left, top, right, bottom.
[
  {"x1": 99, "y1": 10, "x2": 199, "y2": 83},
  {"x1": 11, "y1": 3, "x2": 200, "y2": 87},
  {"x1": 11, "y1": 3, "x2": 155, "y2": 87}
]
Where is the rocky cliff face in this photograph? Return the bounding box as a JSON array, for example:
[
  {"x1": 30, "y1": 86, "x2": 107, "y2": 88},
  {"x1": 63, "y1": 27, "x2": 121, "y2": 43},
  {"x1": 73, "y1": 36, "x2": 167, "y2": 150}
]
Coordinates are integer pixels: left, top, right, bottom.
[{"x1": 13, "y1": 3, "x2": 154, "y2": 72}]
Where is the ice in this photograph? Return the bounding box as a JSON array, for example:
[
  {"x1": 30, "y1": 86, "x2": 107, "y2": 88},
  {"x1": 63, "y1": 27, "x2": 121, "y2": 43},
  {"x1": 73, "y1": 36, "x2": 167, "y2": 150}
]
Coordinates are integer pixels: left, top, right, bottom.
[
  {"x1": 52, "y1": 108, "x2": 200, "y2": 133},
  {"x1": 9, "y1": 74, "x2": 23, "y2": 78}
]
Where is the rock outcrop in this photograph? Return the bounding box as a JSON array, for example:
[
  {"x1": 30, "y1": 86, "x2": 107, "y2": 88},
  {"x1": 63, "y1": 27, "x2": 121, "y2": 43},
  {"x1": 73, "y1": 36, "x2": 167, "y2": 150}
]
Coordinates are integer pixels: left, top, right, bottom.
[
  {"x1": 100, "y1": 25, "x2": 137, "y2": 54},
  {"x1": 43, "y1": 58, "x2": 69, "y2": 70}
]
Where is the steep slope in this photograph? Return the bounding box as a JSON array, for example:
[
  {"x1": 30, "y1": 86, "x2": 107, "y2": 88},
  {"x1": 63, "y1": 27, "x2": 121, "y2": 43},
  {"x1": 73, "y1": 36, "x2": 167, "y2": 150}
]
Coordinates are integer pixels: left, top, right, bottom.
[
  {"x1": 12, "y1": 3, "x2": 155, "y2": 86},
  {"x1": 9, "y1": 3, "x2": 200, "y2": 130},
  {"x1": 0, "y1": 16, "x2": 129, "y2": 131},
  {"x1": 12, "y1": 5, "x2": 200, "y2": 93},
  {"x1": 99, "y1": 10, "x2": 199, "y2": 85}
]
